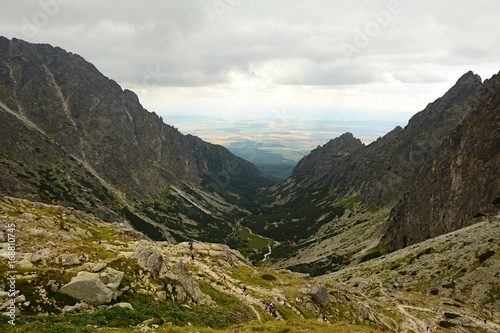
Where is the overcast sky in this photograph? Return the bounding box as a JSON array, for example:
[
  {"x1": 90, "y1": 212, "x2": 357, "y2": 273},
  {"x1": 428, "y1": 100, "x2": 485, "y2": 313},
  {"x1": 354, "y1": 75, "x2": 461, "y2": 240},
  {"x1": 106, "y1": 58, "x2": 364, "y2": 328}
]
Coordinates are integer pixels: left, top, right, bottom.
[{"x1": 2, "y1": 0, "x2": 500, "y2": 123}]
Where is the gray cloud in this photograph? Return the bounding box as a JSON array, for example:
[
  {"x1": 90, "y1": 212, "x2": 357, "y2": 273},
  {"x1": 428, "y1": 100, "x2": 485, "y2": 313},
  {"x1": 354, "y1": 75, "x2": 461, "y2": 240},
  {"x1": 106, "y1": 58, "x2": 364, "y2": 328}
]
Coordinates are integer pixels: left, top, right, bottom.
[{"x1": 1, "y1": 0, "x2": 500, "y2": 89}]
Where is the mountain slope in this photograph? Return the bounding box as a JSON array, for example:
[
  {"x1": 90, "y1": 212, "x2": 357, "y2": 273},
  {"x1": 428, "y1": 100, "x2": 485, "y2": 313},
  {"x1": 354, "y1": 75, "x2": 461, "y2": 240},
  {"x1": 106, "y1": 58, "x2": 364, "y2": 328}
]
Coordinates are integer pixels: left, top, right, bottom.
[
  {"x1": 1, "y1": 196, "x2": 498, "y2": 332},
  {"x1": 382, "y1": 71, "x2": 500, "y2": 250},
  {"x1": 0, "y1": 37, "x2": 273, "y2": 243},
  {"x1": 244, "y1": 71, "x2": 498, "y2": 275}
]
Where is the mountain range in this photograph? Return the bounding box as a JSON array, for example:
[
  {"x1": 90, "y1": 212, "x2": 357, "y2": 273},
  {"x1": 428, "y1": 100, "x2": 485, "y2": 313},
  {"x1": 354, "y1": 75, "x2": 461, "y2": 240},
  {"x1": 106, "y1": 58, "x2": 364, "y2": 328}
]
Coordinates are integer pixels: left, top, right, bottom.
[{"x1": 0, "y1": 37, "x2": 499, "y2": 283}]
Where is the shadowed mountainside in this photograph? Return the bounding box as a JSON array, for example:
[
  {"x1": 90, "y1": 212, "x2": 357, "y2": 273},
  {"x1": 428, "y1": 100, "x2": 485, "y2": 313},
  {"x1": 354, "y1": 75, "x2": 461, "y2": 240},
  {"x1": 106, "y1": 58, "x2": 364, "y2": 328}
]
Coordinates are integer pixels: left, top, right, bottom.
[
  {"x1": 244, "y1": 70, "x2": 499, "y2": 274},
  {"x1": 0, "y1": 37, "x2": 273, "y2": 243}
]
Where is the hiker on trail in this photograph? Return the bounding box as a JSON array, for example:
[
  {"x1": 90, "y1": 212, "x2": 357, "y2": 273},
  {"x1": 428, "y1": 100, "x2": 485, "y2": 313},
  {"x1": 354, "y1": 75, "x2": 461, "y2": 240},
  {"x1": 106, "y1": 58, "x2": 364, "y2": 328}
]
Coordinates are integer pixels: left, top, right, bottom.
[
  {"x1": 242, "y1": 285, "x2": 247, "y2": 295},
  {"x1": 191, "y1": 253, "x2": 195, "y2": 261},
  {"x1": 222, "y1": 274, "x2": 227, "y2": 283},
  {"x1": 189, "y1": 240, "x2": 193, "y2": 250},
  {"x1": 269, "y1": 301, "x2": 275, "y2": 314}
]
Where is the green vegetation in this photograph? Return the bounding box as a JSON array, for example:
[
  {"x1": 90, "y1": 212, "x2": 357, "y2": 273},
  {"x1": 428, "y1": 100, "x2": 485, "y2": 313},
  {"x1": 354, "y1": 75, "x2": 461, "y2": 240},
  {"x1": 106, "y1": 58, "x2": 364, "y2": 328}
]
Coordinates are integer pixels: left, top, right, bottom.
[
  {"x1": 334, "y1": 195, "x2": 364, "y2": 209},
  {"x1": 478, "y1": 250, "x2": 495, "y2": 263},
  {"x1": 439, "y1": 320, "x2": 456, "y2": 328},
  {"x1": 226, "y1": 226, "x2": 271, "y2": 263},
  {"x1": 444, "y1": 312, "x2": 461, "y2": 319}
]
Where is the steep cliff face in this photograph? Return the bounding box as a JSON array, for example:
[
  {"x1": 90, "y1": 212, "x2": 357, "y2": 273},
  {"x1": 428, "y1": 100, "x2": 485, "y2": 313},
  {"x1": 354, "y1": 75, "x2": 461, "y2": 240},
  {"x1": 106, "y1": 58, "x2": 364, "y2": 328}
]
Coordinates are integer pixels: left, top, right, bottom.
[
  {"x1": 244, "y1": 71, "x2": 494, "y2": 274},
  {"x1": 321, "y1": 71, "x2": 484, "y2": 206},
  {"x1": 382, "y1": 72, "x2": 500, "y2": 250},
  {"x1": 0, "y1": 37, "x2": 273, "y2": 242}
]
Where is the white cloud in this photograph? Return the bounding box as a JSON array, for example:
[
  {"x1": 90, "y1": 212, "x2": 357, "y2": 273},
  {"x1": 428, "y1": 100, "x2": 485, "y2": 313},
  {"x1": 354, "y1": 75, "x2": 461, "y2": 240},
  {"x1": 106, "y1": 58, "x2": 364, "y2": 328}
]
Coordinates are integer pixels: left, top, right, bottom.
[{"x1": 393, "y1": 64, "x2": 449, "y2": 84}]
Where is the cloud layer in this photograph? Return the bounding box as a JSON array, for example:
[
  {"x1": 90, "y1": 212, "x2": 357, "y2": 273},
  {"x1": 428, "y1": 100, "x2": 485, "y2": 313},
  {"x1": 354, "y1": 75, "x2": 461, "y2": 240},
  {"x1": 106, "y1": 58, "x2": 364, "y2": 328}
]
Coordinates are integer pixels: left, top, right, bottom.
[{"x1": 2, "y1": 0, "x2": 500, "y2": 119}]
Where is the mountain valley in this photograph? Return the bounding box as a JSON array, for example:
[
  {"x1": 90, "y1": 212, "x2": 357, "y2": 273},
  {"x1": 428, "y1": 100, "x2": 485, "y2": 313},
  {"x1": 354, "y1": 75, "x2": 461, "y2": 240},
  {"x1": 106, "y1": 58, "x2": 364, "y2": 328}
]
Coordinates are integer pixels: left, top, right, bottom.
[{"x1": 0, "y1": 37, "x2": 499, "y2": 332}]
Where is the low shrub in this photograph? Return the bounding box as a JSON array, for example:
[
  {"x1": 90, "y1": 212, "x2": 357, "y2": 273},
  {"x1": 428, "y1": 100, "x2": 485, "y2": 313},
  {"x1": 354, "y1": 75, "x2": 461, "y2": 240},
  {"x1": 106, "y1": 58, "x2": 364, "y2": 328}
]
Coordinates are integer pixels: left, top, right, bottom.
[{"x1": 478, "y1": 250, "x2": 495, "y2": 263}]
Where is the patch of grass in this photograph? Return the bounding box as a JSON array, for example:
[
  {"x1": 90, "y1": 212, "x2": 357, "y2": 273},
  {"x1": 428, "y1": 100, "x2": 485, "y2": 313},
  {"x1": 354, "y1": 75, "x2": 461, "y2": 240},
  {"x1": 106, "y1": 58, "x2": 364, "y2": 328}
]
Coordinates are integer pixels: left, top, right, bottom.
[
  {"x1": 335, "y1": 195, "x2": 364, "y2": 209},
  {"x1": 439, "y1": 320, "x2": 456, "y2": 328},
  {"x1": 444, "y1": 312, "x2": 460, "y2": 319},
  {"x1": 261, "y1": 274, "x2": 277, "y2": 281},
  {"x1": 226, "y1": 226, "x2": 271, "y2": 263}
]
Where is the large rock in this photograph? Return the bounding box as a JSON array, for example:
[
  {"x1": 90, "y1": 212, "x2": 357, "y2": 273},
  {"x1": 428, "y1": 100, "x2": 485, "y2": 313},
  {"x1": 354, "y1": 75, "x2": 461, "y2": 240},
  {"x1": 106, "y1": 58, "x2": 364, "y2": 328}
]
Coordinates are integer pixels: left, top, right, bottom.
[
  {"x1": 59, "y1": 268, "x2": 124, "y2": 306},
  {"x1": 309, "y1": 285, "x2": 330, "y2": 307},
  {"x1": 60, "y1": 254, "x2": 81, "y2": 266},
  {"x1": 133, "y1": 243, "x2": 166, "y2": 278},
  {"x1": 162, "y1": 261, "x2": 212, "y2": 306},
  {"x1": 69, "y1": 227, "x2": 92, "y2": 239}
]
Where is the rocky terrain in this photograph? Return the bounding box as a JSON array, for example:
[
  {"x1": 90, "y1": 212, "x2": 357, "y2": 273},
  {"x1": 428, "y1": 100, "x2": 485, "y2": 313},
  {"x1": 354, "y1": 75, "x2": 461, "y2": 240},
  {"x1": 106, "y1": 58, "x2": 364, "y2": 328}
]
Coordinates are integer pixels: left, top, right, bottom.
[{"x1": 1, "y1": 196, "x2": 499, "y2": 332}]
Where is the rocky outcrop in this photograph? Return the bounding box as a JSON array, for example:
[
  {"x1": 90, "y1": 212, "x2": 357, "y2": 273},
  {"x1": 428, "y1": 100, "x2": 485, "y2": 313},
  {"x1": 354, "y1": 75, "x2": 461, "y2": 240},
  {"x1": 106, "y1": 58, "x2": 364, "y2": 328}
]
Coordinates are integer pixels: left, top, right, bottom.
[
  {"x1": 133, "y1": 242, "x2": 166, "y2": 278},
  {"x1": 162, "y1": 261, "x2": 212, "y2": 306},
  {"x1": 382, "y1": 71, "x2": 500, "y2": 250},
  {"x1": 308, "y1": 285, "x2": 330, "y2": 307},
  {"x1": 59, "y1": 268, "x2": 124, "y2": 306},
  {"x1": 292, "y1": 132, "x2": 364, "y2": 185}
]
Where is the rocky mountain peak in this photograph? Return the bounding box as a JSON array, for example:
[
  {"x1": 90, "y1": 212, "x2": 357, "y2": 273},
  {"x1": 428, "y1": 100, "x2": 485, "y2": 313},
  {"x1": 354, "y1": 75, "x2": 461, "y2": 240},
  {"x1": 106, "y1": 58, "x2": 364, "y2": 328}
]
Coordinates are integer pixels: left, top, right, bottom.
[{"x1": 293, "y1": 132, "x2": 364, "y2": 178}]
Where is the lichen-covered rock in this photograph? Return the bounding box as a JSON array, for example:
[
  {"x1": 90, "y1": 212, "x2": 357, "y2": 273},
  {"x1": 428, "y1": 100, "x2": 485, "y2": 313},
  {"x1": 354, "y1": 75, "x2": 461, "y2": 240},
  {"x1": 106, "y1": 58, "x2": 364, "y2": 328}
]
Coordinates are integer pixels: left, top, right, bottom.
[
  {"x1": 92, "y1": 262, "x2": 107, "y2": 273},
  {"x1": 60, "y1": 254, "x2": 81, "y2": 266},
  {"x1": 112, "y1": 302, "x2": 134, "y2": 311},
  {"x1": 162, "y1": 261, "x2": 212, "y2": 306},
  {"x1": 309, "y1": 285, "x2": 330, "y2": 307},
  {"x1": 62, "y1": 302, "x2": 90, "y2": 313},
  {"x1": 59, "y1": 268, "x2": 124, "y2": 306},
  {"x1": 133, "y1": 242, "x2": 166, "y2": 278},
  {"x1": 21, "y1": 212, "x2": 37, "y2": 221},
  {"x1": 69, "y1": 226, "x2": 92, "y2": 239}
]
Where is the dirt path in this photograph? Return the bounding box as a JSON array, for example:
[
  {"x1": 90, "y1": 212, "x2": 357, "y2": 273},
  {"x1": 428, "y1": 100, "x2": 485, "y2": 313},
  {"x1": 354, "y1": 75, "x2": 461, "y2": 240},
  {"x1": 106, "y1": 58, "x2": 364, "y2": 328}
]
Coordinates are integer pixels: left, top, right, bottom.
[
  {"x1": 396, "y1": 303, "x2": 428, "y2": 333},
  {"x1": 193, "y1": 259, "x2": 281, "y2": 322},
  {"x1": 262, "y1": 243, "x2": 272, "y2": 262}
]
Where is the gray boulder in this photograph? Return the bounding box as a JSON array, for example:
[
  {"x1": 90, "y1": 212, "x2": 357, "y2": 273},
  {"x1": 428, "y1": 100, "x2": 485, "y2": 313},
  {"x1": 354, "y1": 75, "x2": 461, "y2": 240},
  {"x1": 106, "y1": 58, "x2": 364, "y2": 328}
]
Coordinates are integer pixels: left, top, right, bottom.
[
  {"x1": 69, "y1": 227, "x2": 92, "y2": 239},
  {"x1": 59, "y1": 268, "x2": 124, "y2": 306},
  {"x1": 309, "y1": 285, "x2": 330, "y2": 307},
  {"x1": 99, "y1": 268, "x2": 124, "y2": 290},
  {"x1": 62, "y1": 302, "x2": 90, "y2": 313},
  {"x1": 60, "y1": 254, "x2": 81, "y2": 266},
  {"x1": 162, "y1": 261, "x2": 212, "y2": 306},
  {"x1": 133, "y1": 242, "x2": 166, "y2": 277},
  {"x1": 92, "y1": 262, "x2": 107, "y2": 273}
]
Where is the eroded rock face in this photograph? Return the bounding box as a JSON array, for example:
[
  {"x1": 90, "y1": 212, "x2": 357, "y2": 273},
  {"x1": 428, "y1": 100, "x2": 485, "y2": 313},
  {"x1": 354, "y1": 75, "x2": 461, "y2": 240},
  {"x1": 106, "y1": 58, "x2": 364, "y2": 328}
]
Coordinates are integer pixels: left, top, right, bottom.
[
  {"x1": 133, "y1": 242, "x2": 166, "y2": 278},
  {"x1": 382, "y1": 71, "x2": 500, "y2": 250},
  {"x1": 162, "y1": 261, "x2": 212, "y2": 306},
  {"x1": 309, "y1": 285, "x2": 330, "y2": 307},
  {"x1": 59, "y1": 268, "x2": 124, "y2": 306}
]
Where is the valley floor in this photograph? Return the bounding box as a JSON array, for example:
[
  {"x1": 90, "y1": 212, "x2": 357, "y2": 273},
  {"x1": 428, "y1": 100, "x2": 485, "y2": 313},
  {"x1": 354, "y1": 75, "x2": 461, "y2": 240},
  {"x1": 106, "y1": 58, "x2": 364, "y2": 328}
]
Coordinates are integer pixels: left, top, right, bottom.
[{"x1": 0, "y1": 196, "x2": 499, "y2": 333}]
